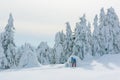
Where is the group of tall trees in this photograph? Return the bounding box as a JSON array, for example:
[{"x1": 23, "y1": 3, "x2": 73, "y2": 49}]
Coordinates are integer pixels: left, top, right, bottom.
[
  {"x1": 0, "y1": 7, "x2": 120, "y2": 69},
  {"x1": 93, "y1": 8, "x2": 120, "y2": 56}
]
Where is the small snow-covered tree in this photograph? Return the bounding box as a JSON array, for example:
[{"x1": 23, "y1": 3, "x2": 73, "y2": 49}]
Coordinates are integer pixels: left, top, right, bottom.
[
  {"x1": 18, "y1": 43, "x2": 40, "y2": 68},
  {"x1": 86, "y1": 22, "x2": 92, "y2": 56},
  {"x1": 53, "y1": 31, "x2": 65, "y2": 64},
  {"x1": 36, "y1": 42, "x2": 53, "y2": 65},
  {"x1": 63, "y1": 22, "x2": 73, "y2": 62},
  {"x1": 93, "y1": 15, "x2": 101, "y2": 56},
  {"x1": 1, "y1": 13, "x2": 16, "y2": 68},
  {"x1": 15, "y1": 47, "x2": 23, "y2": 67},
  {"x1": 0, "y1": 35, "x2": 7, "y2": 69}
]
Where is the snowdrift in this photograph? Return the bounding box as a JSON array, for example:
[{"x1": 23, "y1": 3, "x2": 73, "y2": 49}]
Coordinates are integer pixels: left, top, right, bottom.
[{"x1": 0, "y1": 54, "x2": 120, "y2": 80}]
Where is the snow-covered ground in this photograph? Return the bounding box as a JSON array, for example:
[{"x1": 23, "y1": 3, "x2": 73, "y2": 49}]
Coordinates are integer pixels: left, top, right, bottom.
[{"x1": 0, "y1": 54, "x2": 120, "y2": 80}]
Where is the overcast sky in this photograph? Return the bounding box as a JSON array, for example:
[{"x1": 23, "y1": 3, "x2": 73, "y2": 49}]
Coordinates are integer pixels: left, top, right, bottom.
[{"x1": 0, "y1": 0, "x2": 120, "y2": 47}]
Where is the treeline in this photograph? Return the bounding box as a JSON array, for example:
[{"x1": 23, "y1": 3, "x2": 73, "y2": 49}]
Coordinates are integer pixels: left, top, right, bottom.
[{"x1": 0, "y1": 7, "x2": 120, "y2": 69}]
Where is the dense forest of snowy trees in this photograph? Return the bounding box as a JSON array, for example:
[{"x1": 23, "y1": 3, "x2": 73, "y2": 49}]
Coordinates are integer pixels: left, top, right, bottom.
[{"x1": 0, "y1": 7, "x2": 120, "y2": 69}]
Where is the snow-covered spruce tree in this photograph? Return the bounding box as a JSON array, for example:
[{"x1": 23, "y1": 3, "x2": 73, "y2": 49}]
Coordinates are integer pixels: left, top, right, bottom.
[
  {"x1": 97, "y1": 8, "x2": 107, "y2": 56},
  {"x1": 73, "y1": 14, "x2": 92, "y2": 60},
  {"x1": 86, "y1": 22, "x2": 92, "y2": 56},
  {"x1": 101, "y1": 7, "x2": 114, "y2": 55},
  {"x1": 92, "y1": 15, "x2": 101, "y2": 56},
  {"x1": 106, "y1": 7, "x2": 120, "y2": 54},
  {"x1": 1, "y1": 13, "x2": 16, "y2": 68},
  {"x1": 53, "y1": 31, "x2": 65, "y2": 64},
  {"x1": 15, "y1": 47, "x2": 23, "y2": 67},
  {"x1": 18, "y1": 43, "x2": 40, "y2": 68},
  {"x1": 63, "y1": 22, "x2": 73, "y2": 62},
  {"x1": 36, "y1": 42, "x2": 53, "y2": 65},
  {"x1": 0, "y1": 35, "x2": 7, "y2": 69}
]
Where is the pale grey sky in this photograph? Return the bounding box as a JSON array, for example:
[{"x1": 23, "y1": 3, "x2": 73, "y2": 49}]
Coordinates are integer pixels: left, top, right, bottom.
[{"x1": 0, "y1": 0, "x2": 120, "y2": 47}]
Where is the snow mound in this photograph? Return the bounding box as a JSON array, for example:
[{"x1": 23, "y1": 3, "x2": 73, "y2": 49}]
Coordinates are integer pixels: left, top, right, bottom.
[{"x1": 0, "y1": 54, "x2": 120, "y2": 80}]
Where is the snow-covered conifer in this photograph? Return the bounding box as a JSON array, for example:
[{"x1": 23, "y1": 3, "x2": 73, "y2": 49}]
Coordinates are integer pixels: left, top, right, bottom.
[
  {"x1": 0, "y1": 35, "x2": 7, "y2": 69},
  {"x1": 63, "y1": 22, "x2": 73, "y2": 62},
  {"x1": 93, "y1": 15, "x2": 100, "y2": 56},
  {"x1": 36, "y1": 42, "x2": 53, "y2": 65},
  {"x1": 106, "y1": 7, "x2": 120, "y2": 54},
  {"x1": 18, "y1": 43, "x2": 40, "y2": 68},
  {"x1": 74, "y1": 14, "x2": 91, "y2": 60},
  {"x1": 53, "y1": 31, "x2": 65, "y2": 64},
  {"x1": 98, "y1": 8, "x2": 107, "y2": 56},
  {"x1": 1, "y1": 13, "x2": 16, "y2": 68}
]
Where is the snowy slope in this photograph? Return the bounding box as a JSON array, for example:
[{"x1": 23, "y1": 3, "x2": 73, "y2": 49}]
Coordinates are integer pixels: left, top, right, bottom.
[{"x1": 0, "y1": 54, "x2": 120, "y2": 80}]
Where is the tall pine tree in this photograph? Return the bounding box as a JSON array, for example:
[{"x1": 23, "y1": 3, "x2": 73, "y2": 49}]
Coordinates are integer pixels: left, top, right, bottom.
[
  {"x1": 53, "y1": 31, "x2": 65, "y2": 64},
  {"x1": 1, "y1": 13, "x2": 16, "y2": 68},
  {"x1": 63, "y1": 22, "x2": 73, "y2": 62},
  {"x1": 74, "y1": 14, "x2": 91, "y2": 60}
]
